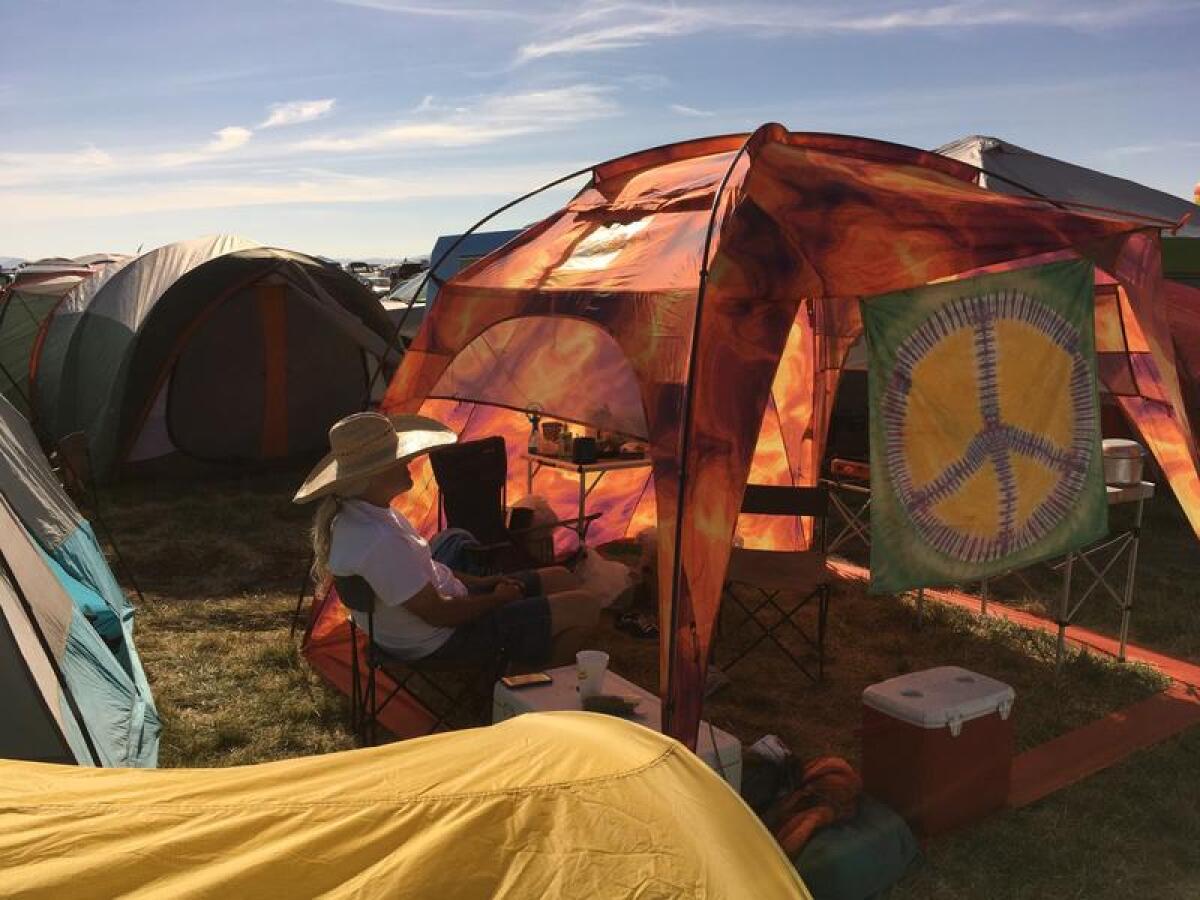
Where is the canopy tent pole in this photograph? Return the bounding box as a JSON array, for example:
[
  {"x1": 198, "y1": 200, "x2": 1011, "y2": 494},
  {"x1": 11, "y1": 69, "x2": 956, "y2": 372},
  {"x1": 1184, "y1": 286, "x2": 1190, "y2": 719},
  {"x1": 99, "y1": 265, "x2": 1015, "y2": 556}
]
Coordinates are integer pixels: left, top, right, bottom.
[
  {"x1": 366, "y1": 165, "x2": 599, "y2": 400},
  {"x1": 662, "y1": 129, "x2": 758, "y2": 740}
]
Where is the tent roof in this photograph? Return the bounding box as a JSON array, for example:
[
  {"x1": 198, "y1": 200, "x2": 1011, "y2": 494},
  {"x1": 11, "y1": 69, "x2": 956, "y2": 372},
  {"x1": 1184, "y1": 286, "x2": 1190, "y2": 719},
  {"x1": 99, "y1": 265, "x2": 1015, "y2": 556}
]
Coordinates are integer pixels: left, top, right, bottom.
[
  {"x1": 0, "y1": 712, "x2": 808, "y2": 898},
  {"x1": 938, "y1": 135, "x2": 1200, "y2": 237}
]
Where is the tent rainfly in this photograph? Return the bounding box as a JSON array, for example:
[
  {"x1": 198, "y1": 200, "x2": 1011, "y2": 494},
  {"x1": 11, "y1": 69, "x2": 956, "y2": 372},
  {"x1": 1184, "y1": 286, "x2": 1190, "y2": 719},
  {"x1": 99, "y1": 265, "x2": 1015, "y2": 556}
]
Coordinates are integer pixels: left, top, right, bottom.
[
  {"x1": 938, "y1": 135, "x2": 1200, "y2": 444},
  {"x1": 0, "y1": 255, "x2": 125, "y2": 418},
  {"x1": 0, "y1": 712, "x2": 810, "y2": 899},
  {"x1": 0, "y1": 394, "x2": 159, "y2": 766},
  {"x1": 309, "y1": 124, "x2": 1200, "y2": 750},
  {"x1": 32, "y1": 235, "x2": 399, "y2": 479}
]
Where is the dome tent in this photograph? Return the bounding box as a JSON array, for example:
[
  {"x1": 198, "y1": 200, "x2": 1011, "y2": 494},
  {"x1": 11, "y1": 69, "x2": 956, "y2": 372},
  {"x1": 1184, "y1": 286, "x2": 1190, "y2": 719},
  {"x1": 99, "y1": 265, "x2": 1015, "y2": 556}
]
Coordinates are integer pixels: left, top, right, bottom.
[
  {"x1": 0, "y1": 394, "x2": 158, "y2": 766},
  {"x1": 0, "y1": 255, "x2": 124, "y2": 418},
  {"x1": 34, "y1": 235, "x2": 397, "y2": 479},
  {"x1": 0, "y1": 712, "x2": 809, "y2": 898}
]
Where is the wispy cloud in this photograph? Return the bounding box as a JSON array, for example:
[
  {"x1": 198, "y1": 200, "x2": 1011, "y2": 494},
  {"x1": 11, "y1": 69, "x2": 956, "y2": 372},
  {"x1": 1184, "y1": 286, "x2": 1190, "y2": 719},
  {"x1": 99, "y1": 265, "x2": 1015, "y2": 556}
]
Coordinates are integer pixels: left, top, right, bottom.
[
  {"x1": 670, "y1": 103, "x2": 713, "y2": 117},
  {"x1": 2, "y1": 84, "x2": 616, "y2": 190},
  {"x1": 1103, "y1": 139, "x2": 1200, "y2": 158},
  {"x1": 151, "y1": 126, "x2": 254, "y2": 169},
  {"x1": 294, "y1": 84, "x2": 617, "y2": 152},
  {"x1": 513, "y1": 1, "x2": 1197, "y2": 63},
  {"x1": 260, "y1": 98, "x2": 336, "y2": 129},
  {"x1": 209, "y1": 126, "x2": 253, "y2": 151},
  {"x1": 4, "y1": 163, "x2": 588, "y2": 220},
  {"x1": 333, "y1": 0, "x2": 537, "y2": 21}
]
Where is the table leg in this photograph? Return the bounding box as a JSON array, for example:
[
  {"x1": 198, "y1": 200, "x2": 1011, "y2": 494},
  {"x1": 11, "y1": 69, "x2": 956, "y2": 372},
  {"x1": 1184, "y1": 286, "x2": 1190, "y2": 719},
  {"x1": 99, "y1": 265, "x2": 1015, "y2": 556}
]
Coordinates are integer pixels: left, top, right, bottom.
[
  {"x1": 1056, "y1": 552, "x2": 1074, "y2": 669},
  {"x1": 1117, "y1": 498, "x2": 1144, "y2": 662},
  {"x1": 578, "y1": 471, "x2": 587, "y2": 541}
]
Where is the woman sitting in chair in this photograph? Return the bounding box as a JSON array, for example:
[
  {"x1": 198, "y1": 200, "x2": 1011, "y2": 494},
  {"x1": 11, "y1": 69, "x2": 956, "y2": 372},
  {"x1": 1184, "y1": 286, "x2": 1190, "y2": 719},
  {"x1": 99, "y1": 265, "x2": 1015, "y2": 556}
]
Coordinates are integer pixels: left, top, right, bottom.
[{"x1": 295, "y1": 412, "x2": 601, "y2": 668}]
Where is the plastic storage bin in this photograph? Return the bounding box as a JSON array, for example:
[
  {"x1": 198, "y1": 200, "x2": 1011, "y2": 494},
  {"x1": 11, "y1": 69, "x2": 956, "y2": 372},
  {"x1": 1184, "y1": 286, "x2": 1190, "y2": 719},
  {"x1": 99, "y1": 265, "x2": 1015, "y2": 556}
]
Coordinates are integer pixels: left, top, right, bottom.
[{"x1": 861, "y1": 666, "x2": 1015, "y2": 836}]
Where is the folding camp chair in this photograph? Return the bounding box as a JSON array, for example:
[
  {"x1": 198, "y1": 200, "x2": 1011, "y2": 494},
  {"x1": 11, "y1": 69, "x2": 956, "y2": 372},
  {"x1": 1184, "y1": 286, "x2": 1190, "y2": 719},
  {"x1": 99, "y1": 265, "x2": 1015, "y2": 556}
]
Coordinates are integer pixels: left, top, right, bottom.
[
  {"x1": 719, "y1": 485, "x2": 833, "y2": 682},
  {"x1": 333, "y1": 575, "x2": 506, "y2": 745},
  {"x1": 429, "y1": 436, "x2": 599, "y2": 574}
]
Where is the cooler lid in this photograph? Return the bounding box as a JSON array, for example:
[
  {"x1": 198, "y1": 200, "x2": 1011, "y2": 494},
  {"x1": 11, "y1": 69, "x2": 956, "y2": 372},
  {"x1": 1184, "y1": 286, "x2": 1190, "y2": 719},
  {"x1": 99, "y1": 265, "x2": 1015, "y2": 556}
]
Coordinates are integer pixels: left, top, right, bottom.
[
  {"x1": 1102, "y1": 438, "x2": 1145, "y2": 459},
  {"x1": 862, "y1": 666, "x2": 1015, "y2": 735}
]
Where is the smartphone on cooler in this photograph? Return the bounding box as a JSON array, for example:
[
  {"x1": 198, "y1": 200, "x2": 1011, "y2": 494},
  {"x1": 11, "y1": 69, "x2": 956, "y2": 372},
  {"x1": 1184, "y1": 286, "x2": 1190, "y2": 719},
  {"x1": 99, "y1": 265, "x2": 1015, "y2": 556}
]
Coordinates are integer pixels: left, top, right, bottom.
[{"x1": 500, "y1": 672, "x2": 553, "y2": 689}]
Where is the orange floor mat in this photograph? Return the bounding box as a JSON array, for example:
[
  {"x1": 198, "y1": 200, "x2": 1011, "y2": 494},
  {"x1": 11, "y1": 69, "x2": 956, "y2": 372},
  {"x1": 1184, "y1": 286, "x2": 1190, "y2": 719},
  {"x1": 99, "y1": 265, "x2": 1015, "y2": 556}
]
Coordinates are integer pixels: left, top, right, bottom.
[{"x1": 830, "y1": 561, "x2": 1200, "y2": 807}]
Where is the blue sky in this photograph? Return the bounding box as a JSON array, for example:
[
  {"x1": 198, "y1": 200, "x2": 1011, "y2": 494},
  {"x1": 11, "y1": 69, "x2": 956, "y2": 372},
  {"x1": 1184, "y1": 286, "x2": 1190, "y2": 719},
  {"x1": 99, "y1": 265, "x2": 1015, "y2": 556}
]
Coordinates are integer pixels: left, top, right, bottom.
[{"x1": 3, "y1": 0, "x2": 1198, "y2": 259}]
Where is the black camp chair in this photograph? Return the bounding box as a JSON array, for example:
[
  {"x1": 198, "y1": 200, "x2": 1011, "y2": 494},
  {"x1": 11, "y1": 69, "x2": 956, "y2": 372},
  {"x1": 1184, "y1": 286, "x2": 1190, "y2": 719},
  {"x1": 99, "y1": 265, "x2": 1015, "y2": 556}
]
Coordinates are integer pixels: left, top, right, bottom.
[
  {"x1": 334, "y1": 575, "x2": 506, "y2": 745},
  {"x1": 719, "y1": 485, "x2": 833, "y2": 682},
  {"x1": 429, "y1": 436, "x2": 598, "y2": 573}
]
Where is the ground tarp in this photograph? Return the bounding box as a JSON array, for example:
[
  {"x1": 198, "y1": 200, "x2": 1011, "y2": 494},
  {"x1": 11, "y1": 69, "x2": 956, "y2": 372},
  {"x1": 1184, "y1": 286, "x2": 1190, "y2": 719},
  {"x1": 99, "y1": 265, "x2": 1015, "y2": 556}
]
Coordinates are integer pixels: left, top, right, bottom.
[{"x1": 0, "y1": 712, "x2": 810, "y2": 900}]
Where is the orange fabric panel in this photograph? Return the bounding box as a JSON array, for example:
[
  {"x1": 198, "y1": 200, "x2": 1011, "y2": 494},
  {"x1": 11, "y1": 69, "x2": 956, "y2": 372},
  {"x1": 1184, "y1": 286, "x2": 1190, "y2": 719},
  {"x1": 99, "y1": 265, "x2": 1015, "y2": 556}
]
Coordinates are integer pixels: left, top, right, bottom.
[
  {"x1": 1117, "y1": 395, "x2": 1200, "y2": 536},
  {"x1": 256, "y1": 283, "x2": 289, "y2": 459}
]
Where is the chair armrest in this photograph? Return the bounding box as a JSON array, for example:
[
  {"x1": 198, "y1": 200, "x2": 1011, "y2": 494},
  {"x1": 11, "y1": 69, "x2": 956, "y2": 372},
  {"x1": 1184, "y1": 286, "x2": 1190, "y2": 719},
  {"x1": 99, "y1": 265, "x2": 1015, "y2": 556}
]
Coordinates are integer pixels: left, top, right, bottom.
[{"x1": 509, "y1": 513, "x2": 602, "y2": 538}]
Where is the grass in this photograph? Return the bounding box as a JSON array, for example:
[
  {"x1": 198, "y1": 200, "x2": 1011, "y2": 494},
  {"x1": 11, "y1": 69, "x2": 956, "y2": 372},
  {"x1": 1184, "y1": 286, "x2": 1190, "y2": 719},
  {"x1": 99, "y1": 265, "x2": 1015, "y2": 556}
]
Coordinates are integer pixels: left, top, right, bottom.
[{"x1": 96, "y1": 465, "x2": 1200, "y2": 895}]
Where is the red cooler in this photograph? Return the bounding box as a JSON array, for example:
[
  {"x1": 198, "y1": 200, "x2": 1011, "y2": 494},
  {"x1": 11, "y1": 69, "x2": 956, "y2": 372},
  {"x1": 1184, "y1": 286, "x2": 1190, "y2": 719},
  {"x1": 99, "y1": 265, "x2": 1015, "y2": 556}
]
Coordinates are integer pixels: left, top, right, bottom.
[{"x1": 861, "y1": 666, "x2": 1015, "y2": 836}]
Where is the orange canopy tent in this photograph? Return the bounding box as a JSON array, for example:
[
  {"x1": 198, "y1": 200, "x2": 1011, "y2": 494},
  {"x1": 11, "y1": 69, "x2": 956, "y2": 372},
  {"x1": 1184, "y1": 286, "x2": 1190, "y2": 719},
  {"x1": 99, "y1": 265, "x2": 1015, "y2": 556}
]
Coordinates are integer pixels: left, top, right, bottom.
[{"x1": 306, "y1": 124, "x2": 1200, "y2": 748}]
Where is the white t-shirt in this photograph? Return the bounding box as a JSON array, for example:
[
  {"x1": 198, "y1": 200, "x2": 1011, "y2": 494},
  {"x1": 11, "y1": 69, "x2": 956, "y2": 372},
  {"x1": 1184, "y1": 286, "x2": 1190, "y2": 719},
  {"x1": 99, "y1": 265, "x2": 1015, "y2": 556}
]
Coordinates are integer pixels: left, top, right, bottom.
[{"x1": 328, "y1": 499, "x2": 462, "y2": 659}]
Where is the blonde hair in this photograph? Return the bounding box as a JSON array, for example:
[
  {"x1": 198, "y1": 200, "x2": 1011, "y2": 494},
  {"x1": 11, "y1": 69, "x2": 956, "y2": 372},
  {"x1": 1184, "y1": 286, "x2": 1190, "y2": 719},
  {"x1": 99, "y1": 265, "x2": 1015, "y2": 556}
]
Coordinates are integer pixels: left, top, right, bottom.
[{"x1": 310, "y1": 476, "x2": 370, "y2": 586}]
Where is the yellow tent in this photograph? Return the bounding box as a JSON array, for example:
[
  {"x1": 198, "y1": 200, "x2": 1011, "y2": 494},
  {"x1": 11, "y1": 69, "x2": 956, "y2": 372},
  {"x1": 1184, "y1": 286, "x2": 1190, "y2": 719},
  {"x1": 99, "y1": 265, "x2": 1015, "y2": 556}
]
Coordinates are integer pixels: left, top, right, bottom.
[{"x1": 0, "y1": 712, "x2": 809, "y2": 899}]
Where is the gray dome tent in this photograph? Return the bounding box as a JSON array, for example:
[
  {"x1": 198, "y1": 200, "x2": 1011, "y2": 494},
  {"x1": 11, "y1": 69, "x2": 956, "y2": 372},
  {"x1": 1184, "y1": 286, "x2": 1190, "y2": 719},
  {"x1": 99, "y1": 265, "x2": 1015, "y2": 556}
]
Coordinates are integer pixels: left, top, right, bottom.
[{"x1": 33, "y1": 236, "x2": 398, "y2": 479}]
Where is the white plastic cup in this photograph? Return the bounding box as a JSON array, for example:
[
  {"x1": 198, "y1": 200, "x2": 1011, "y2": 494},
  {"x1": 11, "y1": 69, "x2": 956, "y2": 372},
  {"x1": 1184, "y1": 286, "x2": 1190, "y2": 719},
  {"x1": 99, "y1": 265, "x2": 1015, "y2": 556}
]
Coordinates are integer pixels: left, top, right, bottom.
[{"x1": 576, "y1": 650, "x2": 610, "y2": 701}]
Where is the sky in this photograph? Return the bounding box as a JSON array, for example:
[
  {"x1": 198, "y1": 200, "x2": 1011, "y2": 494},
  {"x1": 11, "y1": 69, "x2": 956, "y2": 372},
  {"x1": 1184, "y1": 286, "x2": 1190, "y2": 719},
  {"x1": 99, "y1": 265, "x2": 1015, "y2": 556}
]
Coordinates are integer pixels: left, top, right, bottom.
[{"x1": 2, "y1": 0, "x2": 1198, "y2": 260}]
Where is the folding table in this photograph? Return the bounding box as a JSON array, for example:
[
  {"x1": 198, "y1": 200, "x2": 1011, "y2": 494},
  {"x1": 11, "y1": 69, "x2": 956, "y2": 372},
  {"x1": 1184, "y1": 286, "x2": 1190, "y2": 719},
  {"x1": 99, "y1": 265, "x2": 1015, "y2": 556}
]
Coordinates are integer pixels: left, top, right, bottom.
[{"x1": 525, "y1": 453, "x2": 652, "y2": 540}]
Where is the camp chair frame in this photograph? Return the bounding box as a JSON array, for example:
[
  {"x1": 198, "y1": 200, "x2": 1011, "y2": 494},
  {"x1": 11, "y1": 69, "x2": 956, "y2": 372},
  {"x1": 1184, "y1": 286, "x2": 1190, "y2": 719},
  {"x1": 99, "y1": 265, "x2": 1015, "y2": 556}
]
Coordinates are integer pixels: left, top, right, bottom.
[
  {"x1": 820, "y1": 458, "x2": 872, "y2": 557},
  {"x1": 333, "y1": 575, "x2": 507, "y2": 745},
  {"x1": 430, "y1": 436, "x2": 599, "y2": 573},
  {"x1": 719, "y1": 485, "x2": 832, "y2": 682}
]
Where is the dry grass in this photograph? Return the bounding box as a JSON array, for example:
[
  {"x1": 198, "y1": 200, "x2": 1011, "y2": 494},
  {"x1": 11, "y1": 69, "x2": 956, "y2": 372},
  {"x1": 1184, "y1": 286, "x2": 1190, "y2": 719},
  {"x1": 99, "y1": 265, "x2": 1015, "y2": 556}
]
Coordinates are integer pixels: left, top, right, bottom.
[{"x1": 96, "y1": 466, "x2": 1200, "y2": 895}]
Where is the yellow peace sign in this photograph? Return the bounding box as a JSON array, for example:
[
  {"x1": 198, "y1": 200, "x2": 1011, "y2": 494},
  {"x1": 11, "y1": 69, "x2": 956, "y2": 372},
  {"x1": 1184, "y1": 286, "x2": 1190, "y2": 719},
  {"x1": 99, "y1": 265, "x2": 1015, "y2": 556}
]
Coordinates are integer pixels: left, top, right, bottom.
[{"x1": 882, "y1": 289, "x2": 1095, "y2": 562}]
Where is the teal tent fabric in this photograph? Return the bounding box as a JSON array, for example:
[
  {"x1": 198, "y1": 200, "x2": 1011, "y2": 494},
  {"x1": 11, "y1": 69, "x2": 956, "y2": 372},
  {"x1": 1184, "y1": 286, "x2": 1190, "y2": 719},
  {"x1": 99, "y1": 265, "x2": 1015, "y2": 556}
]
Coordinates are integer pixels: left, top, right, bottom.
[
  {"x1": 793, "y1": 795, "x2": 918, "y2": 900},
  {"x1": 0, "y1": 394, "x2": 159, "y2": 767}
]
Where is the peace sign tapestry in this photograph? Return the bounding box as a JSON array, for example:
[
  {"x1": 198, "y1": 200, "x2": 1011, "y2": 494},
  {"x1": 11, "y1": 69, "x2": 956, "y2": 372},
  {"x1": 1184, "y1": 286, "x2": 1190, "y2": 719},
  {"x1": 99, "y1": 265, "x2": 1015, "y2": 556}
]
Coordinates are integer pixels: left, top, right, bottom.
[{"x1": 864, "y1": 258, "x2": 1106, "y2": 593}]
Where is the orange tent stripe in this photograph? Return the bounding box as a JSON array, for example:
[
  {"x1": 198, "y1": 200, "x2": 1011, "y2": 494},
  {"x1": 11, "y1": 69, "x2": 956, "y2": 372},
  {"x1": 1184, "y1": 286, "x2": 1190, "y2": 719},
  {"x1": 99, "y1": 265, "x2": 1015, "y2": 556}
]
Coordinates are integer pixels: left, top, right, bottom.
[{"x1": 257, "y1": 284, "x2": 289, "y2": 459}]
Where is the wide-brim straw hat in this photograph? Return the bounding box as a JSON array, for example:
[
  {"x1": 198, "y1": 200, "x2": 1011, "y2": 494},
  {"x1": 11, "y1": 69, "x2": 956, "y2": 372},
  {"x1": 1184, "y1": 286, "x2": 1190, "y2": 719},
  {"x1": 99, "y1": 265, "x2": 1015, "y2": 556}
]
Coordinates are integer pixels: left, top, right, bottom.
[{"x1": 293, "y1": 412, "x2": 457, "y2": 504}]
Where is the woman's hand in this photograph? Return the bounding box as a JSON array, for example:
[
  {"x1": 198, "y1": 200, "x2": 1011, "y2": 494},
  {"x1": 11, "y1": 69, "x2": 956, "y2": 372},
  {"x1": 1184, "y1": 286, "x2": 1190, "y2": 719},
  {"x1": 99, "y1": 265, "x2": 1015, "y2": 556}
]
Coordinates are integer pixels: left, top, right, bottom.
[{"x1": 492, "y1": 582, "x2": 524, "y2": 605}]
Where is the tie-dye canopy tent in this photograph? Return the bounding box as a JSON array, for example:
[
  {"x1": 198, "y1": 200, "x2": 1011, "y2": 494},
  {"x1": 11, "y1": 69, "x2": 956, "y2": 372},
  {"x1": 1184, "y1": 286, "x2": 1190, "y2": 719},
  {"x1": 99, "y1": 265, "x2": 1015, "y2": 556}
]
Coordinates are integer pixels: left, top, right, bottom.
[{"x1": 356, "y1": 124, "x2": 1200, "y2": 747}]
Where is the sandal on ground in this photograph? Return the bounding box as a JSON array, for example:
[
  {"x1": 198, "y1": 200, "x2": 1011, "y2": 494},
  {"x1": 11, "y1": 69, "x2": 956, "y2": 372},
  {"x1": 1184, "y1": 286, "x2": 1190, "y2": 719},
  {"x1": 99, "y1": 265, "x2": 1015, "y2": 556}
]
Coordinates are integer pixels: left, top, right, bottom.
[{"x1": 616, "y1": 611, "x2": 659, "y2": 640}]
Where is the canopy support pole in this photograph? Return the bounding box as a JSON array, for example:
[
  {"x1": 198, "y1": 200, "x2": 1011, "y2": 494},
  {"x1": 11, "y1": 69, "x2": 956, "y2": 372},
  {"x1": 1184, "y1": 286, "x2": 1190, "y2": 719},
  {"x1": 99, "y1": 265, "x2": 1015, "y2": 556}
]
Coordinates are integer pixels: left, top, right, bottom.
[{"x1": 662, "y1": 129, "x2": 758, "y2": 740}]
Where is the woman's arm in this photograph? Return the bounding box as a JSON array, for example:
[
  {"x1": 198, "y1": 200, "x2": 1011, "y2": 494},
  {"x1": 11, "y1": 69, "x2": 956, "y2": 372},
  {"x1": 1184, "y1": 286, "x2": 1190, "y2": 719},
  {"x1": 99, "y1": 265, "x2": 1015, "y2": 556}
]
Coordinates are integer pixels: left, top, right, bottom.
[{"x1": 404, "y1": 581, "x2": 523, "y2": 628}]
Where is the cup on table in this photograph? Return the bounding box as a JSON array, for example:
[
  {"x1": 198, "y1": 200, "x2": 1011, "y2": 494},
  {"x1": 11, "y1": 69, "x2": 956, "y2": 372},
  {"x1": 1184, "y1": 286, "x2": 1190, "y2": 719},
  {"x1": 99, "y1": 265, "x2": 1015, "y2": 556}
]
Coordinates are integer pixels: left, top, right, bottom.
[{"x1": 576, "y1": 650, "x2": 609, "y2": 701}]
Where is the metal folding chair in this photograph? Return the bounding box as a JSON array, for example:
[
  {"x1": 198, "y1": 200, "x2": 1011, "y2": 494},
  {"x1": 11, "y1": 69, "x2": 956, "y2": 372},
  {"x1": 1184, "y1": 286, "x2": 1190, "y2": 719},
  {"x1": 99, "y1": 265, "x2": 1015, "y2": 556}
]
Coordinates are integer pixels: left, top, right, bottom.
[
  {"x1": 333, "y1": 575, "x2": 506, "y2": 745},
  {"x1": 429, "y1": 436, "x2": 597, "y2": 573},
  {"x1": 720, "y1": 485, "x2": 833, "y2": 682},
  {"x1": 821, "y1": 458, "x2": 872, "y2": 557}
]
